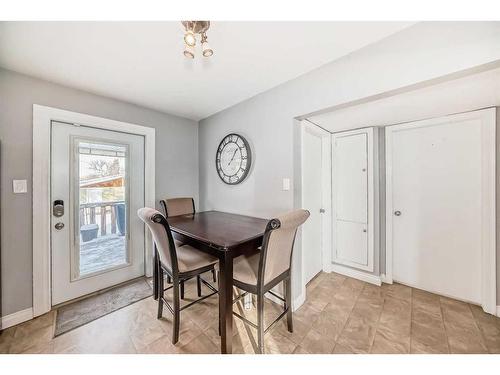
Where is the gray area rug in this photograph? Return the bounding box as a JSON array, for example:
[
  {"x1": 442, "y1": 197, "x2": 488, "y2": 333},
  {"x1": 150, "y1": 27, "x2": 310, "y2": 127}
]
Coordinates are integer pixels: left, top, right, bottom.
[{"x1": 54, "y1": 278, "x2": 153, "y2": 337}]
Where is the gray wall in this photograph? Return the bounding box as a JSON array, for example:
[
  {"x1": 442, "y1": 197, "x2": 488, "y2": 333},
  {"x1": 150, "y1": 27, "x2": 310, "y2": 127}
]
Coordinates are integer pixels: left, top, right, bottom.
[
  {"x1": 199, "y1": 22, "x2": 500, "y2": 302},
  {"x1": 0, "y1": 68, "x2": 199, "y2": 316}
]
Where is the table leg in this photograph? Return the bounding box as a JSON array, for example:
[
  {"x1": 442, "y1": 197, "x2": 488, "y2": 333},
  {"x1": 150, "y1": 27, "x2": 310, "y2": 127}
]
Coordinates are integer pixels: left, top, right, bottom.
[{"x1": 218, "y1": 250, "x2": 233, "y2": 354}]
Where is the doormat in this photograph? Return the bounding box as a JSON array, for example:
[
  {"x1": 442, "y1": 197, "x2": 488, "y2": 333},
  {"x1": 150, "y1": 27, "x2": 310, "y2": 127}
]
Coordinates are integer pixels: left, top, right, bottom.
[{"x1": 54, "y1": 278, "x2": 153, "y2": 337}]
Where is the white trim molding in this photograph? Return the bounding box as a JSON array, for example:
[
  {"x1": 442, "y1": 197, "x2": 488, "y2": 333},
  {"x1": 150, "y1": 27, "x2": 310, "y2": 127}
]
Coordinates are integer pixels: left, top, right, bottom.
[
  {"x1": 0, "y1": 308, "x2": 34, "y2": 330},
  {"x1": 331, "y1": 264, "x2": 382, "y2": 286},
  {"x1": 385, "y1": 107, "x2": 496, "y2": 315},
  {"x1": 264, "y1": 292, "x2": 284, "y2": 307},
  {"x1": 380, "y1": 273, "x2": 392, "y2": 284},
  {"x1": 264, "y1": 289, "x2": 306, "y2": 312},
  {"x1": 497, "y1": 306, "x2": 500, "y2": 318},
  {"x1": 32, "y1": 105, "x2": 155, "y2": 317},
  {"x1": 292, "y1": 290, "x2": 306, "y2": 312}
]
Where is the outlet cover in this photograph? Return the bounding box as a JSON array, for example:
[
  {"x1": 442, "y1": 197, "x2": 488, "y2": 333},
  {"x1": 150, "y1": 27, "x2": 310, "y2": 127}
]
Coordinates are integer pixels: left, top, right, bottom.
[{"x1": 282, "y1": 178, "x2": 291, "y2": 191}]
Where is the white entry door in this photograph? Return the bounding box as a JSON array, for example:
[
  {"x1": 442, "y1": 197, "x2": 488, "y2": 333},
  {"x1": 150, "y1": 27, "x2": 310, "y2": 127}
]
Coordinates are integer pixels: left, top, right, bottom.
[
  {"x1": 386, "y1": 109, "x2": 496, "y2": 312},
  {"x1": 51, "y1": 121, "x2": 145, "y2": 305},
  {"x1": 302, "y1": 122, "x2": 331, "y2": 284}
]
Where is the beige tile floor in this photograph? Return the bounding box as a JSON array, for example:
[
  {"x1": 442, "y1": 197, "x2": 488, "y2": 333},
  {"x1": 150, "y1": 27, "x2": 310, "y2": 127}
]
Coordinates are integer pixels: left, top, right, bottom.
[{"x1": 1, "y1": 271, "x2": 499, "y2": 354}]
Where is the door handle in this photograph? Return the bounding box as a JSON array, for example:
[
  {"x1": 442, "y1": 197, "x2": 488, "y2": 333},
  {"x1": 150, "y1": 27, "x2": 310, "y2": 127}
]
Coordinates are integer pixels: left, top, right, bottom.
[{"x1": 394, "y1": 210, "x2": 402, "y2": 216}]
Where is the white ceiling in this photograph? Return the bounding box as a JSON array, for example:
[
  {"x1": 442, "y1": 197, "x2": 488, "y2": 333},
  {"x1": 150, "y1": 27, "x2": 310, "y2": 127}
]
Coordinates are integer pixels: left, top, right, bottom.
[{"x1": 0, "y1": 22, "x2": 413, "y2": 120}]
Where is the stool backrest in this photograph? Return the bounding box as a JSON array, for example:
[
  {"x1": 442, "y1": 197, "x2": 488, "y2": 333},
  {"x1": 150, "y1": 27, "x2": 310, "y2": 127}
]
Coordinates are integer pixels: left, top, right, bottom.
[
  {"x1": 258, "y1": 209, "x2": 310, "y2": 286},
  {"x1": 160, "y1": 197, "x2": 195, "y2": 217},
  {"x1": 137, "y1": 207, "x2": 179, "y2": 273}
]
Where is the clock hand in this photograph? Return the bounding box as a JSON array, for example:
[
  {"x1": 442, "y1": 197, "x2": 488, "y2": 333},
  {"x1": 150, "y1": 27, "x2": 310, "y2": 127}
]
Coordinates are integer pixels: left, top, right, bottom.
[{"x1": 228, "y1": 148, "x2": 238, "y2": 166}]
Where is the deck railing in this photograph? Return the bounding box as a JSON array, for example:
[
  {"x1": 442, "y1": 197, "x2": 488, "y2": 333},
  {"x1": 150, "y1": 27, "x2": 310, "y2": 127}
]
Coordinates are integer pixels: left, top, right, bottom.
[{"x1": 79, "y1": 200, "x2": 125, "y2": 235}]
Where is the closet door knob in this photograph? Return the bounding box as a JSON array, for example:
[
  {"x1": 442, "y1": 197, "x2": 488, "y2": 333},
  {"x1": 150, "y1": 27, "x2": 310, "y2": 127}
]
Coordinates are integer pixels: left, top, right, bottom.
[{"x1": 394, "y1": 210, "x2": 402, "y2": 216}]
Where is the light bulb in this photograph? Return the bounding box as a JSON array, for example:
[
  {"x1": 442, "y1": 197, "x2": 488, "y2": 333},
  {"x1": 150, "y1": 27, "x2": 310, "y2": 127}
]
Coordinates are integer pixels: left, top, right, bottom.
[
  {"x1": 202, "y1": 40, "x2": 213, "y2": 57},
  {"x1": 183, "y1": 44, "x2": 195, "y2": 59},
  {"x1": 184, "y1": 31, "x2": 196, "y2": 47}
]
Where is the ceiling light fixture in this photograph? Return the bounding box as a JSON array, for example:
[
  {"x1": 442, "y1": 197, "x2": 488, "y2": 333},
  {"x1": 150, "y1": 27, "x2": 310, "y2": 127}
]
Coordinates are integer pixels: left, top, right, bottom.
[
  {"x1": 181, "y1": 21, "x2": 213, "y2": 59},
  {"x1": 184, "y1": 30, "x2": 196, "y2": 47},
  {"x1": 201, "y1": 32, "x2": 213, "y2": 57},
  {"x1": 183, "y1": 44, "x2": 195, "y2": 59}
]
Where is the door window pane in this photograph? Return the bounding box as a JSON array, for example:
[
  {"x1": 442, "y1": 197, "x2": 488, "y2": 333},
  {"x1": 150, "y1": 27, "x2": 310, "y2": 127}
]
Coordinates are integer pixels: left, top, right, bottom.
[{"x1": 77, "y1": 140, "x2": 128, "y2": 277}]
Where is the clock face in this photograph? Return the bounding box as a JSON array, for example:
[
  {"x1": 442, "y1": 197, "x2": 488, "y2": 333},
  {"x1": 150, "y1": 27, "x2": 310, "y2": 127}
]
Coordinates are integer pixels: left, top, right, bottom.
[{"x1": 216, "y1": 133, "x2": 251, "y2": 185}]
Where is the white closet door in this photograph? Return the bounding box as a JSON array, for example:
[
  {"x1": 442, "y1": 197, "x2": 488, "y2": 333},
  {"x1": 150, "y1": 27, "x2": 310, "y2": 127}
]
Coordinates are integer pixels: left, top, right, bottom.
[
  {"x1": 302, "y1": 124, "x2": 325, "y2": 284},
  {"x1": 332, "y1": 127, "x2": 375, "y2": 272},
  {"x1": 335, "y1": 133, "x2": 368, "y2": 222},
  {"x1": 386, "y1": 109, "x2": 496, "y2": 310},
  {"x1": 335, "y1": 221, "x2": 368, "y2": 265}
]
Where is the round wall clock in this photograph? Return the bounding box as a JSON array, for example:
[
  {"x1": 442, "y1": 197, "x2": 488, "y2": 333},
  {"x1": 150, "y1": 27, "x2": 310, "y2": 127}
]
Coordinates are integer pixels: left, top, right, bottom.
[{"x1": 216, "y1": 133, "x2": 251, "y2": 185}]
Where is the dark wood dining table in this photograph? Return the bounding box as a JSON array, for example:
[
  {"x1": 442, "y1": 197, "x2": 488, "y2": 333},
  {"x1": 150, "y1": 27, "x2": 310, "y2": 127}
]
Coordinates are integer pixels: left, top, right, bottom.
[{"x1": 167, "y1": 210, "x2": 269, "y2": 354}]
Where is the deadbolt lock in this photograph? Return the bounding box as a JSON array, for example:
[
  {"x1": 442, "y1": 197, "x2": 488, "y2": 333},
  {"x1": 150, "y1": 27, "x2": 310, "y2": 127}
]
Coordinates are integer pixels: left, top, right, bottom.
[
  {"x1": 53, "y1": 199, "x2": 64, "y2": 217},
  {"x1": 55, "y1": 222, "x2": 65, "y2": 230}
]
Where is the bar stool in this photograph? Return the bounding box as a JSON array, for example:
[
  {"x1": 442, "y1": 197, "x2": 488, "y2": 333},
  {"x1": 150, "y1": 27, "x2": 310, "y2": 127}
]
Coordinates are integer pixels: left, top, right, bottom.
[
  {"x1": 138, "y1": 207, "x2": 218, "y2": 344},
  {"x1": 160, "y1": 197, "x2": 217, "y2": 296},
  {"x1": 231, "y1": 209, "x2": 310, "y2": 353}
]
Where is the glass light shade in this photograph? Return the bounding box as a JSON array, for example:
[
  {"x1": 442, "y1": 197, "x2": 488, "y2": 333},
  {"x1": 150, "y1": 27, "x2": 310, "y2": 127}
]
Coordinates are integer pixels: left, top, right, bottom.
[
  {"x1": 184, "y1": 31, "x2": 196, "y2": 47},
  {"x1": 183, "y1": 44, "x2": 195, "y2": 59},
  {"x1": 202, "y1": 41, "x2": 213, "y2": 57}
]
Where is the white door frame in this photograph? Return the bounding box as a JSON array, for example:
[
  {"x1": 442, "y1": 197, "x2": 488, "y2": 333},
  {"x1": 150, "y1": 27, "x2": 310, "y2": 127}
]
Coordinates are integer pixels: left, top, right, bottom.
[
  {"x1": 300, "y1": 120, "x2": 332, "y2": 285},
  {"x1": 385, "y1": 108, "x2": 496, "y2": 314},
  {"x1": 32, "y1": 104, "x2": 155, "y2": 317}
]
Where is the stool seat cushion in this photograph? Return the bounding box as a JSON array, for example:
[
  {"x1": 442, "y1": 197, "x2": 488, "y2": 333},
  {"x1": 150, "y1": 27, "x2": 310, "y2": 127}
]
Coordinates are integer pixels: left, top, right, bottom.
[
  {"x1": 175, "y1": 244, "x2": 218, "y2": 273},
  {"x1": 233, "y1": 252, "x2": 260, "y2": 286}
]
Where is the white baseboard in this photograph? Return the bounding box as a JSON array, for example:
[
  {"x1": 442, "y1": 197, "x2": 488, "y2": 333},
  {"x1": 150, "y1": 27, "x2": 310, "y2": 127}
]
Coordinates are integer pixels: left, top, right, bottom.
[
  {"x1": 331, "y1": 264, "x2": 382, "y2": 286},
  {"x1": 292, "y1": 290, "x2": 306, "y2": 312},
  {"x1": 380, "y1": 273, "x2": 393, "y2": 284},
  {"x1": 264, "y1": 289, "x2": 306, "y2": 312},
  {"x1": 264, "y1": 292, "x2": 284, "y2": 307},
  {"x1": 1, "y1": 307, "x2": 33, "y2": 330}
]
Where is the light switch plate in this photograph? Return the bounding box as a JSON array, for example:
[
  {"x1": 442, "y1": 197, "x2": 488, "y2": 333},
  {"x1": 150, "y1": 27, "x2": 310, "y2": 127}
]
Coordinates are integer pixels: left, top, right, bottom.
[
  {"x1": 282, "y1": 178, "x2": 291, "y2": 191},
  {"x1": 13, "y1": 179, "x2": 28, "y2": 193}
]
